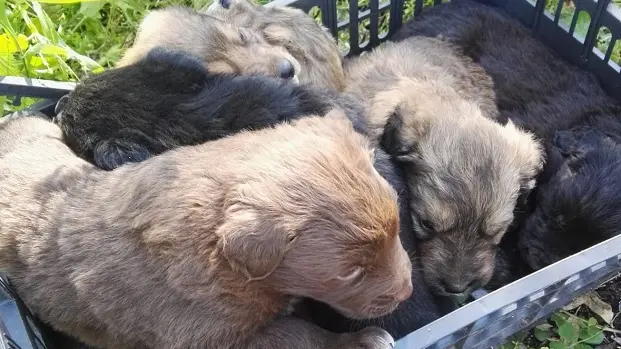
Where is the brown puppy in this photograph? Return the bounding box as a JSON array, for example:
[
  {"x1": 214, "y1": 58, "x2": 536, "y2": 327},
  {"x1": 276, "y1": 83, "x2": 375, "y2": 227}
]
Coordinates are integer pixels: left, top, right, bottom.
[
  {"x1": 0, "y1": 112, "x2": 411, "y2": 349},
  {"x1": 345, "y1": 37, "x2": 544, "y2": 299},
  {"x1": 117, "y1": 6, "x2": 301, "y2": 82},
  {"x1": 203, "y1": 0, "x2": 346, "y2": 91}
]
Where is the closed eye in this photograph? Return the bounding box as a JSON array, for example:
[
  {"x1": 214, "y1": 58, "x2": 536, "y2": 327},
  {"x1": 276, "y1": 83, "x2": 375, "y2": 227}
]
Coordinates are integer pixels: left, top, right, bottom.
[{"x1": 337, "y1": 266, "x2": 365, "y2": 283}]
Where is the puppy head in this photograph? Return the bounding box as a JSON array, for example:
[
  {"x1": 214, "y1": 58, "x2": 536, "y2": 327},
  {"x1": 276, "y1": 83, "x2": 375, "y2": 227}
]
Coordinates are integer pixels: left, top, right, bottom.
[
  {"x1": 378, "y1": 81, "x2": 543, "y2": 298},
  {"x1": 519, "y1": 130, "x2": 621, "y2": 269},
  {"x1": 118, "y1": 6, "x2": 301, "y2": 82},
  {"x1": 204, "y1": 0, "x2": 346, "y2": 90},
  {"x1": 216, "y1": 112, "x2": 412, "y2": 319}
]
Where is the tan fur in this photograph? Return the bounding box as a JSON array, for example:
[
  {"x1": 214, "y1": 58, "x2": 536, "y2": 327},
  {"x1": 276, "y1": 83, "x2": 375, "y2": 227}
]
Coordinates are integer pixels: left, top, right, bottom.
[
  {"x1": 345, "y1": 37, "x2": 544, "y2": 296},
  {"x1": 117, "y1": 6, "x2": 302, "y2": 82},
  {"x1": 203, "y1": 0, "x2": 346, "y2": 90},
  {"x1": 0, "y1": 112, "x2": 411, "y2": 349}
]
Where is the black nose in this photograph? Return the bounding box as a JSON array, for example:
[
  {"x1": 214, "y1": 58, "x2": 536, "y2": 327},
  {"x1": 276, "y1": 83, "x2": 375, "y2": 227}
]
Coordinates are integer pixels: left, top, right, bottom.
[
  {"x1": 441, "y1": 279, "x2": 479, "y2": 295},
  {"x1": 278, "y1": 60, "x2": 296, "y2": 79}
]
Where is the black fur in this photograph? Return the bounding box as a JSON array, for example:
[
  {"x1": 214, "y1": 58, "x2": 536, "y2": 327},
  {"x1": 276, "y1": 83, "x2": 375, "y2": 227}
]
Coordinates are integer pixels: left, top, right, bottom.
[
  {"x1": 518, "y1": 115, "x2": 621, "y2": 270},
  {"x1": 391, "y1": 0, "x2": 617, "y2": 141},
  {"x1": 56, "y1": 47, "x2": 366, "y2": 170},
  {"x1": 296, "y1": 149, "x2": 452, "y2": 340}
]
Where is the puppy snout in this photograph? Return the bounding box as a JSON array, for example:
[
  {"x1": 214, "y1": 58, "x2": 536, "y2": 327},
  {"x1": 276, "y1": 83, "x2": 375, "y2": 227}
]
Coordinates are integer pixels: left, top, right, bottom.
[
  {"x1": 394, "y1": 280, "x2": 413, "y2": 302},
  {"x1": 441, "y1": 278, "x2": 479, "y2": 295},
  {"x1": 278, "y1": 60, "x2": 296, "y2": 80}
]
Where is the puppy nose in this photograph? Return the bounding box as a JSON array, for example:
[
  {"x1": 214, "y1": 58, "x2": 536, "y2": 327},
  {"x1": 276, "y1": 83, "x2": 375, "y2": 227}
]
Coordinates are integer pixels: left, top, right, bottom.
[
  {"x1": 442, "y1": 279, "x2": 479, "y2": 295},
  {"x1": 278, "y1": 60, "x2": 296, "y2": 79},
  {"x1": 394, "y1": 280, "x2": 413, "y2": 302}
]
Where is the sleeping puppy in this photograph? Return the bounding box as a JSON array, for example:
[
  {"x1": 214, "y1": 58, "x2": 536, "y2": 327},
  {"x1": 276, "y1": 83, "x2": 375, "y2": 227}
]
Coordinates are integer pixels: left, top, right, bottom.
[
  {"x1": 391, "y1": 0, "x2": 616, "y2": 141},
  {"x1": 56, "y1": 47, "x2": 364, "y2": 171},
  {"x1": 0, "y1": 112, "x2": 411, "y2": 349},
  {"x1": 518, "y1": 112, "x2": 621, "y2": 270},
  {"x1": 345, "y1": 37, "x2": 544, "y2": 299},
  {"x1": 203, "y1": 0, "x2": 346, "y2": 91},
  {"x1": 297, "y1": 148, "x2": 451, "y2": 340},
  {"x1": 117, "y1": 6, "x2": 301, "y2": 82},
  {"x1": 392, "y1": 0, "x2": 621, "y2": 279}
]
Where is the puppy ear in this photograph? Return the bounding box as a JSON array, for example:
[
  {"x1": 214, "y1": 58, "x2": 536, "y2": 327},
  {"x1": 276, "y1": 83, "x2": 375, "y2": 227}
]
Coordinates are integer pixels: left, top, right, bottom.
[
  {"x1": 94, "y1": 139, "x2": 151, "y2": 170},
  {"x1": 141, "y1": 46, "x2": 207, "y2": 90},
  {"x1": 93, "y1": 129, "x2": 158, "y2": 170},
  {"x1": 501, "y1": 119, "x2": 545, "y2": 190},
  {"x1": 216, "y1": 186, "x2": 296, "y2": 281}
]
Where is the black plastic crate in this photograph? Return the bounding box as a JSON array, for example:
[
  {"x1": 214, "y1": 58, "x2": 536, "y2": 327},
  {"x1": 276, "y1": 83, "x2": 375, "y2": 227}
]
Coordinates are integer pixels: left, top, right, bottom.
[{"x1": 1, "y1": 0, "x2": 621, "y2": 348}]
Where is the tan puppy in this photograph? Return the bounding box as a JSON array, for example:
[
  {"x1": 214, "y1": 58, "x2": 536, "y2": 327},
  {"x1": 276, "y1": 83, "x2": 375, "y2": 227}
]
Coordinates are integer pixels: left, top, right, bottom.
[
  {"x1": 345, "y1": 37, "x2": 544, "y2": 299},
  {"x1": 117, "y1": 6, "x2": 302, "y2": 82},
  {"x1": 0, "y1": 112, "x2": 411, "y2": 349},
  {"x1": 204, "y1": 0, "x2": 346, "y2": 91}
]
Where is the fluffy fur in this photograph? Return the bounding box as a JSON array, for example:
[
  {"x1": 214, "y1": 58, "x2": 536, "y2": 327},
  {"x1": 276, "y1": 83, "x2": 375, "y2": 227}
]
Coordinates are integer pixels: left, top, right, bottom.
[
  {"x1": 344, "y1": 36, "x2": 544, "y2": 297},
  {"x1": 391, "y1": 0, "x2": 616, "y2": 141},
  {"x1": 56, "y1": 47, "x2": 364, "y2": 170},
  {"x1": 203, "y1": 0, "x2": 346, "y2": 91},
  {"x1": 296, "y1": 148, "x2": 451, "y2": 340},
  {"x1": 518, "y1": 112, "x2": 621, "y2": 269},
  {"x1": 393, "y1": 0, "x2": 621, "y2": 278},
  {"x1": 0, "y1": 113, "x2": 411, "y2": 349},
  {"x1": 117, "y1": 6, "x2": 302, "y2": 82}
]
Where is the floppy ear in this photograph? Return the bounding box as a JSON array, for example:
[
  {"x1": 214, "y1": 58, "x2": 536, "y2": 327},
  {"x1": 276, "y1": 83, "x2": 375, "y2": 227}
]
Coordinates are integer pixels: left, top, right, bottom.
[
  {"x1": 502, "y1": 119, "x2": 545, "y2": 190},
  {"x1": 216, "y1": 187, "x2": 297, "y2": 281},
  {"x1": 141, "y1": 46, "x2": 208, "y2": 91},
  {"x1": 93, "y1": 129, "x2": 157, "y2": 170}
]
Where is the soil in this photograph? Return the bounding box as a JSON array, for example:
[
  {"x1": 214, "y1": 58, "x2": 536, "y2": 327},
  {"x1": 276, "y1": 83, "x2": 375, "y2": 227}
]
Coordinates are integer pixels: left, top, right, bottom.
[{"x1": 595, "y1": 273, "x2": 621, "y2": 330}]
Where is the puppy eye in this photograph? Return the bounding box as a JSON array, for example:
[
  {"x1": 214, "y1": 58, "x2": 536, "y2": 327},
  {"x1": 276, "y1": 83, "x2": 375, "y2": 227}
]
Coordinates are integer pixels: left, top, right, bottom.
[
  {"x1": 220, "y1": 0, "x2": 232, "y2": 9},
  {"x1": 420, "y1": 219, "x2": 435, "y2": 232},
  {"x1": 337, "y1": 266, "x2": 364, "y2": 283}
]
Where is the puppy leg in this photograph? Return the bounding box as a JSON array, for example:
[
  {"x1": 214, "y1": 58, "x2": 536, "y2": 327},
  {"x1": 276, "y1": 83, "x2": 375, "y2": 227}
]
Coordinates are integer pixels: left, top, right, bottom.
[
  {"x1": 93, "y1": 129, "x2": 160, "y2": 170},
  {"x1": 245, "y1": 316, "x2": 395, "y2": 349}
]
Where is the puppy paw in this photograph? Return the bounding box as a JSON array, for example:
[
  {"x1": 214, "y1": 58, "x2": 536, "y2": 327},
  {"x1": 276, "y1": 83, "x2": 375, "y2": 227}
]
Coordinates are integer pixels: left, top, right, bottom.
[
  {"x1": 332, "y1": 326, "x2": 395, "y2": 349},
  {"x1": 94, "y1": 139, "x2": 151, "y2": 170}
]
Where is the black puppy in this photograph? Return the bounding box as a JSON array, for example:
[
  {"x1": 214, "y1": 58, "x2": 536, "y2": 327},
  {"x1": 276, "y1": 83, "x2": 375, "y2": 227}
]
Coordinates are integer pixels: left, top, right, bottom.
[
  {"x1": 55, "y1": 47, "x2": 365, "y2": 170},
  {"x1": 297, "y1": 148, "x2": 450, "y2": 340},
  {"x1": 518, "y1": 113, "x2": 621, "y2": 270},
  {"x1": 391, "y1": 0, "x2": 616, "y2": 141}
]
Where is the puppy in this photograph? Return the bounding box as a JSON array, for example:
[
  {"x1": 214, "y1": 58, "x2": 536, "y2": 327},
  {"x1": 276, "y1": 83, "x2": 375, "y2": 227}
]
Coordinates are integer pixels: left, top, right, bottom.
[
  {"x1": 345, "y1": 37, "x2": 544, "y2": 298},
  {"x1": 56, "y1": 47, "x2": 364, "y2": 171},
  {"x1": 117, "y1": 6, "x2": 302, "y2": 82},
  {"x1": 393, "y1": 0, "x2": 621, "y2": 279},
  {"x1": 0, "y1": 112, "x2": 411, "y2": 349},
  {"x1": 296, "y1": 148, "x2": 451, "y2": 340},
  {"x1": 391, "y1": 0, "x2": 616, "y2": 141},
  {"x1": 518, "y1": 113, "x2": 621, "y2": 270},
  {"x1": 203, "y1": 0, "x2": 346, "y2": 91}
]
